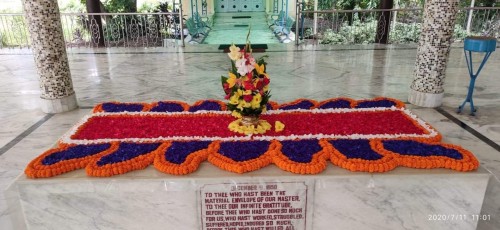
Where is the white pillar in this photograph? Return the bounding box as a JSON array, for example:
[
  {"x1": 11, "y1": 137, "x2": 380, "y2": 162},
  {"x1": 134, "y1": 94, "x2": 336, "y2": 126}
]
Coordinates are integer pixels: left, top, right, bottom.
[
  {"x1": 22, "y1": 0, "x2": 78, "y2": 113},
  {"x1": 408, "y1": 0, "x2": 460, "y2": 108}
]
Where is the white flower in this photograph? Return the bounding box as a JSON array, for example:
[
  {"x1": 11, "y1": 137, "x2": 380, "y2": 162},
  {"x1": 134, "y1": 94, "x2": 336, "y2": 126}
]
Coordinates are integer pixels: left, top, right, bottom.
[
  {"x1": 235, "y1": 58, "x2": 249, "y2": 75},
  {"x1": 228, "y1": 44, "x2": 242, "y2": 61},
  {"x1": 235, "y1": 57, "x2": 256, "y2": 76}
]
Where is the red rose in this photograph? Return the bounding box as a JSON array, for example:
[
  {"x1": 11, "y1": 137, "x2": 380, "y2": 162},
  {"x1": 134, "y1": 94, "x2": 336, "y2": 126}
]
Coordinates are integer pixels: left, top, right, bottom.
[
  {"x1": 223, "y1": 83, "x2": 231, "y2": 94},
  {"x1": 255, "y1": 79, "x2": 264, "y2": 90},
  {"x1": 243, "y1": 81, "x2": 255, "y2": 90},
  {"x1": 263, "y1": 77, "x2": 270, "y2": 85},
  {"x1": 243, "y1": 95, "x2": 253, "y2": 102}
]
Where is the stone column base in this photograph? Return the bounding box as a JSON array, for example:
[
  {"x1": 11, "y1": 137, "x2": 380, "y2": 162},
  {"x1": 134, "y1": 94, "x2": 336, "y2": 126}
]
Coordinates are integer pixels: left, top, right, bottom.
[
  {"x1": 40, "y1": 93, "x2": 78, "y2": 113},
  {"x1": 408, "y1": 88, "x2": 444, "y2": 108}
]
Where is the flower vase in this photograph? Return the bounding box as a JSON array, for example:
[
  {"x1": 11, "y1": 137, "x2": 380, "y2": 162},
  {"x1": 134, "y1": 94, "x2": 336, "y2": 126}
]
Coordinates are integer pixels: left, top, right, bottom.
[
  {"x1": 241, "y1": 115, "x2": 260, "y2": 127},
  {"x1": 228, "y1": 115, "x2": 271, "y2": 135}
]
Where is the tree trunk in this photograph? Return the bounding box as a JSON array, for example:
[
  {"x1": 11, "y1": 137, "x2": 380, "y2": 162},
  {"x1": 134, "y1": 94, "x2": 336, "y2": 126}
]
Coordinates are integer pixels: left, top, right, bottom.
[
  {"x1": 86, "y1": 0, "x2": 105, "y2": 47},
  {"x1": 375, "y1": 0, "x2": 394, "y2": 44},
  {"x1": 130, "y1": 0, "x2": 137, "y2": 12}
]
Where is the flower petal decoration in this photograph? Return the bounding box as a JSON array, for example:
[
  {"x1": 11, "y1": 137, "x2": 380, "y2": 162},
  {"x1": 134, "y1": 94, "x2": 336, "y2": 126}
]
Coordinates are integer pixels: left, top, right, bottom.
[
  {"x1": 278, "y1": 139, "x2": 323, "y2": 163},
  {"x1": 86, "y1": 142, "x2": 161, "y2": 177},
  {"x1": 99, "y1": 102, "x2": 145, "y2": 113},
  {"x1": 150, "y1": 101, "x2": 189, "y2": 112},
  {"x1": 316, "y1": 98, "x2": 354, "y2": 109},
  {"x1": 153, "y1": 141, "x2": 212, "y2": 175},
  {"x1": 25, "y1": 143, "x2": 117, "y2": 178},
  {"x1": 41, "y1": 144, "x2": 112, "y2": 165},
  {"x1": 377, "y1": 140, "x2": 479, "y2": 171},
  {"x1": 355, "y1": 97, "x2": 405, "y2": 109},
  {"x1": 266, "y1": 101, "x2": 279, "y2": 111},
  {"x1": 189, "y1": 100, "x2": 226, "y2": 112},
  {"x1": 275, "y1": 121, "x2": 285, "y2": 132},
  {"x1": 330, "y1": 139, "x2": 383, "y2": 160},
  {"x1": 273, "y1": 139, "x2": 329, "y2": 174},
  {"x1": 279, "y1": 99, "x2": 318, "y2": 110},
  {"x1": 218, "y1": 141, "x2": 271, "y2": 162},
  {"x1": 164, "y1": 141, "x2": 212, "y2": 164},
  {"x1": 25, "y1": 97, "x2": 480, "y2": 178},
  {"x1": 327, "y1": 139, "x2": 397, "y2": 173},
  {"x1": 209, "y1": 141, "x2": 277, "y2": 173}
]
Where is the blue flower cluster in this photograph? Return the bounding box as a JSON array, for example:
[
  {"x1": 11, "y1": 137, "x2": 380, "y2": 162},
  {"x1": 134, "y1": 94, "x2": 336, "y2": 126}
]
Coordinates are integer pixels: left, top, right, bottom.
[
  {"x1": 97, "y1": 143, "x2": 160, "y2": 166},
  {"x1": 383, "y1": 140, "x2": 463, "y2": 159},
  {"x1": 318, "y1": 99, "x2": 351, "y2": 109},
  {"x1": 102, "y1": 103, "x2": 144, "y2": 112},
  {"x1": 165, "y1": 141, "x2": 211, "y2": 164},
  {"x1": 281, "y1": 140, "x2": 322, "y2": 163},
  {"x1": 189, "y1": 101, "x2": 222, "y2": 112},
  {"x1": 42, "y1": 144, "x2": 111, "y2": 165},
  {"x1": 330, "y1": 139, "x2": 382, "y2": 160},
  {"x1": 151, "y1": 102, "x2": 185, "y2": 112},
  {"x1": 280, "y1": 101, "x2": 315, "y2": 110},
  {"x1": 266, "y1": 103, "x2": 274, "y2": 111},
  {"x1": 219, "y1": 141, "x2": 270, "y2": 162},
  {"x1": 355, "y1": 99, "x2": 396, "y2": 108}
]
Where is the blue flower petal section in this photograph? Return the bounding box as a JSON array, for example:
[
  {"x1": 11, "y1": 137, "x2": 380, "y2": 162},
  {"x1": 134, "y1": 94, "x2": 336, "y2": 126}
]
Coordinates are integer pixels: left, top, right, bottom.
[
  {"x1": 355, "y1": 99, "x2": 397, "y2": 108},
  {"x1": 150, "y1": 102, "x2": 185, "y2": 112},
  {"x1": 102, "y1": 103, "x2": 144, "y2": 112},
  {"x1": 219, "y1": 141, "x2": 269, "y2": 162},
  {"x1": 97, "y1": 143, "x2": 160, "y2": 166},
  {"x1": 382, "y1": 140, "x2": 463, "y2": 160},
  {"x1": 280, "y1": 100, "x2": 315, "y2": 110},
  {"x1": 281, "y1": 140, "x2": 322, "y2": 163},
  {"x1": 165, "y1": 141, "x2": 211, "y2": 164},
  {"x1": 330, "y1": 140, "x2": 382, "y2": 160},
  {"x1": 189, "y1": 101, "x2": 222, "y2": 112},
  {"x1": 266, "y1": 103, "x2": 274, "y2": 111},
  {"x1": 42, "y1": 144, "x2": 111, "y2": 165},
  {"x1": 319, "y1": 99, "x2": 352, "y2": 109}
]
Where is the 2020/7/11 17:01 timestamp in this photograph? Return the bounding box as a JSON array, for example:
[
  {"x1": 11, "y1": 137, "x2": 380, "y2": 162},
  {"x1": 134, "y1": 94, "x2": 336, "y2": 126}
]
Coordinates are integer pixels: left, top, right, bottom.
[{"x1": 428, "y1": 214, "x2": 491, "y2": 221}]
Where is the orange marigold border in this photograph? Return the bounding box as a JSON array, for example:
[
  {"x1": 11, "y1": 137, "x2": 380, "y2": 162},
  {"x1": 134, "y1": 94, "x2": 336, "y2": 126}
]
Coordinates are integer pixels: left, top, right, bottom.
[
  {"x1": 153, "y1": 142, "x2": 211, "y2": 175},
  {"x1": 85, "y1": 142, "x2": 157, "y2": 177},
  {"x1": 373, "y1": 140, "x2": 480, "y2": 172},
  {"x1": 25, "y1": 142, "x2": 119, "y2": 178},
  {"x1": 272, "y1": 140, "x2": 330, "y2": 174},
  {"x1": 325, "y1": 139, "x2": 398, "y2": 173}
]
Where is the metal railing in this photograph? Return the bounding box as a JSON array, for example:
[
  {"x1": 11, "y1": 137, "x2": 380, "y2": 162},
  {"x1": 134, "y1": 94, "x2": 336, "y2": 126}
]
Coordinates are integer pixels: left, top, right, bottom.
[
  {"x1": 0, "y1": 13, "x2": 30, "y2": 48},
  {"x1": 295, "y1": 6, "x2": 500, "y2": 45},
  {"x1": 0, "y1": 10, "x2": 184, "y2": 49},
  {"x1": 1, "y1": 6, "x2": 498, "y2": 48}
]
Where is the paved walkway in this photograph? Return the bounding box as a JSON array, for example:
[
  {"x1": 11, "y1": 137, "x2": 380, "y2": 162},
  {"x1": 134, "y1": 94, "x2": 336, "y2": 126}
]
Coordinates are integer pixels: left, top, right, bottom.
[{"x1": 203, "y1": 12, "x2": 279, "y2": 44}]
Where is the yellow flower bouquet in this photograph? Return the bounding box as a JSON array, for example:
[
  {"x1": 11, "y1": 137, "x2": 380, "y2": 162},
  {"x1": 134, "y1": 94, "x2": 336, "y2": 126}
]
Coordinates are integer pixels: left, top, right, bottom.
[{"x1": 221, "y1": 39, "x2": 271, "y2": 135}]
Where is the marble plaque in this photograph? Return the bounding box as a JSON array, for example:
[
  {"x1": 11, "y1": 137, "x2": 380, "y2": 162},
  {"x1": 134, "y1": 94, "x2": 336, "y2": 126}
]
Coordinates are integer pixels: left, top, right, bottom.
[{"x1": 200, "y1": 182, "x2": 308, "y2": 230}]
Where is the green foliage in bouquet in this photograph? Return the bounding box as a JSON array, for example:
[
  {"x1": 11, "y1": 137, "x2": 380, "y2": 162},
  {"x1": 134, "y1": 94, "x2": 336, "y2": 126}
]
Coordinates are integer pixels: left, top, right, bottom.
[{"x1": 221, "y1": 38, "x2": 271, "y2": 118}]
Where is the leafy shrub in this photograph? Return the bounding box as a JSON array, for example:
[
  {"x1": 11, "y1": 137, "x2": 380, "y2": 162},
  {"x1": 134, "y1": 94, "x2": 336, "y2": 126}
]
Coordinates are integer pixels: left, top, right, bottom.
[
  {"x1": 319, "y1": 20, "x2": 377, "y2": 44},
  {"x1": 319, "y1": 20, "x2": 476, "y2": 44},
  {"x1": 389, "y1": 22, "x2": 421, "y2": 43},
  {"x1": 60, "y1": 0, "x2": 86, "y2": 13}
]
